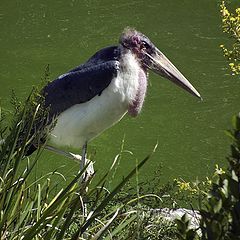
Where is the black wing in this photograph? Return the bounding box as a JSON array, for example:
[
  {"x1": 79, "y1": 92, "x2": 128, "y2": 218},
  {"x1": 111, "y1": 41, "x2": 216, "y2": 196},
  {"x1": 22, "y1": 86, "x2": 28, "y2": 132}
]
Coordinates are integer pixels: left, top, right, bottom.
[
  {"x1": 43, "y1": 60, "x2": 120, "y2": 119},
  {"x1": 68, "y1": 46, "x2": 120, "y2": 73}
]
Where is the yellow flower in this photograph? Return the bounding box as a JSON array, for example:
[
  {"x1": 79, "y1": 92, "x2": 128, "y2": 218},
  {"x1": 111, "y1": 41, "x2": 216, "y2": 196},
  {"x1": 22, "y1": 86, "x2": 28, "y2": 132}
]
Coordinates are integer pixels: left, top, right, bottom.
[
  {"x1": 175, "y1": 179, "x2": 192, "y2": 191},
  {"x1": 215, "y1": 164, "x2": 225, "y2": 175},
  {"x1": 222, "y1": 9, "x2": 230, "y2": 17},
  {"x1": 180, "y1": 182, "x2": 191, "y2": 191},
  {"x1": 206, "y1": 177, "x2": 212, "y2": 185}
]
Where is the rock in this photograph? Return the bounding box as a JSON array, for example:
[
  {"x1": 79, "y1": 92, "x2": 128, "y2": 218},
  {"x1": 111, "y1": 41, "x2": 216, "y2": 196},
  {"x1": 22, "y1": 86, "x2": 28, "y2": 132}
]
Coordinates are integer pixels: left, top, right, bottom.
[{"x1": 151, "y1": 208, "x2": 201, "y2": 230}]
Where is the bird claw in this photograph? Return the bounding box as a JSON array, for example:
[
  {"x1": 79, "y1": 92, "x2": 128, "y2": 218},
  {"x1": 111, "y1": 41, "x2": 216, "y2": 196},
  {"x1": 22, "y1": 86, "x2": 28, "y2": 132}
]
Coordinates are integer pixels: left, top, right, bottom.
[
  {"x1": 69, "y1": 153, "x2": 95, "y2": 180},
  {"x1": 84, "y1": 159, "x2": 95, "y2": 179}
]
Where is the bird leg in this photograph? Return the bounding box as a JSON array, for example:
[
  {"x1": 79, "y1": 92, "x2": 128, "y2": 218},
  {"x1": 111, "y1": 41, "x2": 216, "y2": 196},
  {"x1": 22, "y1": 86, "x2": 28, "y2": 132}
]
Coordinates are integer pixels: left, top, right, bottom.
[
  {"x1": 44, "y1": 145, "x2": 94, "y2": 180},
  {"x1": 80, "y1": 141, "x2": 88, "y2": 182},
  {"x1": 80, "y1": 141, "x2": 89, "y2": 223}
]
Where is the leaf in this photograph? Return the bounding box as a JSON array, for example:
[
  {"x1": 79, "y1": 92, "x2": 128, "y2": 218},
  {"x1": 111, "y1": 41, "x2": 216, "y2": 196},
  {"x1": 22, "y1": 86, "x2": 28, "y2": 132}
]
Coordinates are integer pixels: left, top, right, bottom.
[
  {"x1": 104, "y1": 214, "x2": 137, "y2": 240},
  {"x1": 91, "y1": 209, "x2": 119, "y2": 240},
  {"x1": 56, "y1": 197, "x2": 80, "y2": 240},
  {"x1": 232, "y1": 115, "x2": 240, "y2": 130},
  {"x1": 228, "y1": 176, "x2": 239, "y2": 199},
  {"x1": 175, "y1": 218, "x2": 187, "y2": 234},
  {"x1": 213, "y1": 199, "x2": 223, "y2": 214},
  {"x1": 225, "y1": 130, "x2": 235, "y2": 140},
  {"x1": 186, "y1": 229, "x2": 199, "y2": 240},
  {"x1": 209, "y1": 220, "x2": 222, "y2": 239}
]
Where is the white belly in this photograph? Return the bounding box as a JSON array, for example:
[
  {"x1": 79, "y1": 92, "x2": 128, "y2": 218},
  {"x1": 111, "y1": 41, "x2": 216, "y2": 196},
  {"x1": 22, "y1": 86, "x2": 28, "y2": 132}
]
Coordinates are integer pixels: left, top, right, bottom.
[
  {"x1": 49, "y1": 51, "x2": 141, "y2": 148},
  {"x1": 49, "y1": 85, "x2": 128, "y2": 148}
]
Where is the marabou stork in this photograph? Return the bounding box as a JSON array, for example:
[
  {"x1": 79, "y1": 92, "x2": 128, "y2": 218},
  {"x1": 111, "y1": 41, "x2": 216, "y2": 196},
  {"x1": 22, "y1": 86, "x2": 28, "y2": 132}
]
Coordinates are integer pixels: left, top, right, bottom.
[{"x1": 27, "y1": 28, "x2": 202, "y2": 179}]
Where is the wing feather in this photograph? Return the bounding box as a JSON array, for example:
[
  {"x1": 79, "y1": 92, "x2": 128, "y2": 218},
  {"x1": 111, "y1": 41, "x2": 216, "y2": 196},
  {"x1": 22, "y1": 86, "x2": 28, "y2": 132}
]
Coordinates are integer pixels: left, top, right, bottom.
[{"x1": 43, "y1": 60, "x2": 120, "y2": 118}]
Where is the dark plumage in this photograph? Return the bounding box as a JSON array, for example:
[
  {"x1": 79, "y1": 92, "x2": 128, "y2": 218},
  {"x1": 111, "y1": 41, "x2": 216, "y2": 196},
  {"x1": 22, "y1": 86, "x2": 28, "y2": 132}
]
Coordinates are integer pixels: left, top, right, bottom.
[{"x1": 43, "y1": 46, "x2": 120, "y2": 119}]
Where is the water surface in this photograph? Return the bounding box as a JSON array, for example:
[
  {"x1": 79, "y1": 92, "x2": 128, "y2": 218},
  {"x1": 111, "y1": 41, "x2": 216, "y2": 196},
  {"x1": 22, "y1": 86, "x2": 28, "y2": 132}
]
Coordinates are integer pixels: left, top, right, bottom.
[{"x1": 0, "y1": 0, "x2": 239, "y2": 186}]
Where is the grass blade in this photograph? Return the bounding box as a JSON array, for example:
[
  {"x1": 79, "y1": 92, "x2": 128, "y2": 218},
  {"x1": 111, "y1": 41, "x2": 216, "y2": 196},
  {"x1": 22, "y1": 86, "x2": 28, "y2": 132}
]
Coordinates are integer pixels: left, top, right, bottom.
[{"x1": 91, "y1": 208, "x2": 119, "y2": 240}]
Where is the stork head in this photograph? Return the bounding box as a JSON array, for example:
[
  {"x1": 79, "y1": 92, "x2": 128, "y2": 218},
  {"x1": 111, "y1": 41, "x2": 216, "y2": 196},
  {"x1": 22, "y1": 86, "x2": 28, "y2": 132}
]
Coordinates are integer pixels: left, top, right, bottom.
[{"x1": 119, "y1": 27, "x2": 202, "y2": 99}]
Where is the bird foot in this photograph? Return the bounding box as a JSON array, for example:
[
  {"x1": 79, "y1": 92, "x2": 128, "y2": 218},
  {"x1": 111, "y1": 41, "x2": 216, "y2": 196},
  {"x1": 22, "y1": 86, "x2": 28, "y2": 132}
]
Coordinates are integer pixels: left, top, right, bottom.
[{"x1": 69, "y1": 153, "x2": 95, "y2": 180}]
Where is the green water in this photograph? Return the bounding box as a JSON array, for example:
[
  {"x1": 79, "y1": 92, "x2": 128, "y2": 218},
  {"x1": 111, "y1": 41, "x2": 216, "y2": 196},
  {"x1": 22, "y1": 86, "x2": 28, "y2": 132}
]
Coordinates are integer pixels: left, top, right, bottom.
[{"x1": 0, "y1": 0, "x2": 239, "y2": 186}]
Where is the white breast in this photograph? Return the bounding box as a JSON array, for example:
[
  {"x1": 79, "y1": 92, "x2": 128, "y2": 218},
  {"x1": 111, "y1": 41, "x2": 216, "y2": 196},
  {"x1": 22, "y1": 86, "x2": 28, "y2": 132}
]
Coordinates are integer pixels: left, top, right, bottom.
[{"x1": 49, "y1": 51, "x2": 141, "y2": 148}]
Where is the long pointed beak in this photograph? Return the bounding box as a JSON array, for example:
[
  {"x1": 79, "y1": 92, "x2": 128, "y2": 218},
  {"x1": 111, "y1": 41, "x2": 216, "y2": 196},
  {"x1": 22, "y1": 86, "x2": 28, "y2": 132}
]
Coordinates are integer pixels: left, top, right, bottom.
[{"x1": 143, "y1": 48, "x2": 202, "y2": 100}]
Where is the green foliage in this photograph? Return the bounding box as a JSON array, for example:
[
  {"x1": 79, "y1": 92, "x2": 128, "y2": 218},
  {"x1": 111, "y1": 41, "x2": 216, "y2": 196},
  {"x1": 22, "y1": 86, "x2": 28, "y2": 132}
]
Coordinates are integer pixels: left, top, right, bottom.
[
  {"x1": 220, "y1": 1, "x2": 240, "y2": 75},
  {"x1": 199, "y1": 114, "x2": 240, "y2": 240}
]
